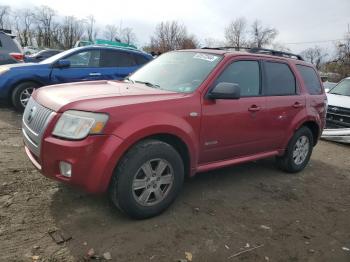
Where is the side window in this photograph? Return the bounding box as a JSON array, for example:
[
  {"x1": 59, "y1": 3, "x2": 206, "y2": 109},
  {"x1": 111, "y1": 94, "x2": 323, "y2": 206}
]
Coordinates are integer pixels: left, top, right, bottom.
[
  {"x1": 66, "y1": 50, "x2": 100, "y2": 67},
  {"x1": 134, "y1": 54, "x2": 149, "y2": 65},
  {"x1": 296, "y1": 65, "x2": 322, "y2": 95},
  {"x1": 264, "y1": 61, "x2": 296, "y2": 96},
  {"x1": 215, "y1": 60, "x2": 260, "y2": 97},
  {"x1": 0, "y1": 39, "x2": 2, "y2": 48},
  {"x1": 100, "y1": 50, "x2": 136, "y2": 67}
]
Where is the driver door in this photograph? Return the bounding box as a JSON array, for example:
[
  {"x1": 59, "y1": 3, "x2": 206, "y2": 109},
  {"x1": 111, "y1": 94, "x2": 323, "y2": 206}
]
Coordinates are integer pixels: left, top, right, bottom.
[
  {"x1": 50, "y1": 49, "x2": 103, "y2": 84},
  {"x1": 199, "y1": 59, "x2": 269, "y2": 164}
]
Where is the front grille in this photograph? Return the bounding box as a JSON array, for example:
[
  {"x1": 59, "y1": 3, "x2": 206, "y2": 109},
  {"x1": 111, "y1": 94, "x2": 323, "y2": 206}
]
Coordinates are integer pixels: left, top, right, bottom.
[
  {"x1": 22, "y1": 97, "x2": 55, "y2": 157},
  {"x1": 326, "y1": 105, "x2": 350, "y2": 128}
]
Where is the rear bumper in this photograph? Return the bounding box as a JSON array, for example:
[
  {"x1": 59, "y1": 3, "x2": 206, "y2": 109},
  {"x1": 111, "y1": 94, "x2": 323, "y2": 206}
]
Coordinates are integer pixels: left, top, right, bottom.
[
  {"x1": 321, "y1": 128, "x2": 350, "y2": 144},
  {"x1": 24, "y1": 134, "x2": 124, "y2": 193}
]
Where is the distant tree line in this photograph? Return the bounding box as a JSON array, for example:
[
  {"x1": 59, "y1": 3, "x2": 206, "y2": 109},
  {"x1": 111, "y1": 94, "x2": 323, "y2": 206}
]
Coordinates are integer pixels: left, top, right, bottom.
[{"x1": 0, "y1": 5, "x2": 137, "y2": 50}]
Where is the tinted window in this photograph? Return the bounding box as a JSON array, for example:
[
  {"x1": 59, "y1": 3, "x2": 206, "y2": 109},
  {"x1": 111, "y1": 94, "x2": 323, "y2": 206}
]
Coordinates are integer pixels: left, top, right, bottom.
[
  {"x1": 134, "y1": 54, "x2": 149, "y2": 65},
  {"x1": 100, "y1": 50, "x2": 136, "y2": 67},
  {"x1": 66, "y1": 50, "x2": 100, "y2": 67},
  {"x1": 0, "y1": 39, "x2": 2, "y2": 48},
  {"x1": 215, "y1": 60, "x2": 260, "y2": 97},
  {"x1": 264, "y1": 62, "x2": 296, "y2": 95},
  {"x1": 296, "y1": 65, "x2": 322, "y2": 95}
]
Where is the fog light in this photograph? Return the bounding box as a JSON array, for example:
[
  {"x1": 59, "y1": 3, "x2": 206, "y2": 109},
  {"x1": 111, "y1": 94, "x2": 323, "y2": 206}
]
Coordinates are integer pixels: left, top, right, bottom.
[{"x1": 59, "y1": 161, "x2": 72, "y2": 178}]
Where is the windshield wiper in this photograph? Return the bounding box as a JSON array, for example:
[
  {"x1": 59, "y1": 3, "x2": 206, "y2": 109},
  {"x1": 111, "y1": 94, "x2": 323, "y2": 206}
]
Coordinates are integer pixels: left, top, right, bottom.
[
  {"x1": 135, "y1": 80, "x2": 161, "y2": 89},
  {"x1": 124, "y1": 77, "x2": 135, "y2": 84},
  {"x1": 330, "y1": 92, "x2": 345, "y2": 96}
]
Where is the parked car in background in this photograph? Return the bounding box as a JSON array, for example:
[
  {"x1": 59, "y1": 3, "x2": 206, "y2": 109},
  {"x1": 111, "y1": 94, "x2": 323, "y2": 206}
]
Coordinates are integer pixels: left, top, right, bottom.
[
  {"x1": 24, "y1": 49, "x2": 62, "y2": 63},
  {"x1": 0, "y1": 45, "x2": 152, "y2": 110},
  {"x1": 0, "y1": 29, "x2": 24, "y2": 65},
  {"x1": 322, "y1": 77, "x2": 350, "y2": 143},
  {"x1": 22, "y1": 48, "x2": 326, "y2": 219},
  {"x1": 23, "y1": 46, "x2": 40, "y2": 55}
]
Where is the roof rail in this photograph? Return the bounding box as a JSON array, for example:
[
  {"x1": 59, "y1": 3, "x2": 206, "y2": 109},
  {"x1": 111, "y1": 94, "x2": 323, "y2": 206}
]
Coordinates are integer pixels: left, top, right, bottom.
[{"x1": 201, "y1": 46, "x2": 304, "y2": 61}]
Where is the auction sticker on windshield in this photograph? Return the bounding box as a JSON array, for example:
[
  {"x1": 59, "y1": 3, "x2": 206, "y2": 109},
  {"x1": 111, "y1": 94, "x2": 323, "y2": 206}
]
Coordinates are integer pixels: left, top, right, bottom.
[{"x1": 193, "y1": 53, "x2": 219, "y2": 62}]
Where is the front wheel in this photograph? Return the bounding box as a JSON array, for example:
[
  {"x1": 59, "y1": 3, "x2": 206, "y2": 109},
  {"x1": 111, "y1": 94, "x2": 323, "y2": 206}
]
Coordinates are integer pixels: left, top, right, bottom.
[
  {"x1": 276, "y1": 127, "x2": 314, "y2": 173},
  {"x1": 11, "y1": 82, "x2": 39, "y2": 111},
  {"x1": 109, "y1": 139, "x2": 184, "y2": 219}
]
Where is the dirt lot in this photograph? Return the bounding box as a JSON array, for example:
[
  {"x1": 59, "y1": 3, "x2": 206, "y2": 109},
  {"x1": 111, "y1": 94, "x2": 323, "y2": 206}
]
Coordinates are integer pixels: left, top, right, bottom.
[{"x1": 0, "y1": 105, "x2": 349, "y2": 262}]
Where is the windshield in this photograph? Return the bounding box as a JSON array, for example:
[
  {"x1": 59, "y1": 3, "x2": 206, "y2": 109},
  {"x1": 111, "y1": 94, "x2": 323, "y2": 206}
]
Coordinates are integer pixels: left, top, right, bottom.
[
  {"x1": 129, "y1": 51, "x2": 222, "y2": 93},
  {"x1": 39, "y1": 48, "x2": 74, "y2": 64},
  {"x1": 329, "y1": 79, "x2": 350, "y2": 96}
]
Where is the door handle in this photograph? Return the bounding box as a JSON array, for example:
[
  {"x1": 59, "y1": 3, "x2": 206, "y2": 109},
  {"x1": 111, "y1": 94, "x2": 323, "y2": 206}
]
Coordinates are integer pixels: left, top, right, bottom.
[
  {"x1": 248, "y1": 105, "x2": 261, "y2": 112},
  {"x1": 293, "y1": 102, "x2": 303, "y2": 108},
  {"x1": 89, "y1": 72, "x2": 102, "y2": 76}
]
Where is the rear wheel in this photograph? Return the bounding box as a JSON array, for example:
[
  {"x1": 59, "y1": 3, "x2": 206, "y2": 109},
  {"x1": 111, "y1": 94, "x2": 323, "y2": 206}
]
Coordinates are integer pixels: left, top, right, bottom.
[
  {"x1": 11, "y1": 82, "x2": 39, "y2": 111},
  {"x1": 109, "y1": 139, "x2": 184, "y2": 219},
  {"x1": 276, "y1": 127, "x2": 313, "y2": 173}
]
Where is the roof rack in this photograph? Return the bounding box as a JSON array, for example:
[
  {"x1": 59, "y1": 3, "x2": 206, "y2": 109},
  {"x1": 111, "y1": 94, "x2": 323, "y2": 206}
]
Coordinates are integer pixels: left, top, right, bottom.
[{"x1": 201, "y1": 46, "x2": 304, "y2": 61}]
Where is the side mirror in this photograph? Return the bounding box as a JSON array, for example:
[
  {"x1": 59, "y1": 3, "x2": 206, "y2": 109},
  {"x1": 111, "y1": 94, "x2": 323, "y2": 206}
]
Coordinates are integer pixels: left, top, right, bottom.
[
  {"x1": 207, "y1": 82, "x2": 241, "y2": 100},
  {"x1": 55, "y1": 59, "x2": 71, "y2": 68}
]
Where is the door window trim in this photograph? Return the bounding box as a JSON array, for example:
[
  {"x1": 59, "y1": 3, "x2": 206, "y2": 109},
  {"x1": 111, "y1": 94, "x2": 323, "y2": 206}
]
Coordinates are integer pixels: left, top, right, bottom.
[{"x1": 261, "y1": 60, "x2": 299, "y2": 97}]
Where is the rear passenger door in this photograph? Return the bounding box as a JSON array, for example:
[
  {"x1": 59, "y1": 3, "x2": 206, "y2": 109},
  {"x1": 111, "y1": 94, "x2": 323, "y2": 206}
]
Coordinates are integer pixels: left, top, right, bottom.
[
  {"x1": 262, "y1": 60, "x2": 305, "y2": 149},
  {"x1": 98, "y1": 49, "x2": 140, "y2": 80}
]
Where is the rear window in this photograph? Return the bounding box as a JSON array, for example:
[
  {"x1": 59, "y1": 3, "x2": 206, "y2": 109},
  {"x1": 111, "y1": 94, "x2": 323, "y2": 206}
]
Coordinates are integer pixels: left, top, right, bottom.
[
  {"x1": 100, "y1": 50, "x2": 136, "y2": 67},
  {"x1": 296, "y1": 65, "x2": 322, "y2": 95},
  {"x1": 264, "y1": 61, "x2": 296, "y2": 96}
]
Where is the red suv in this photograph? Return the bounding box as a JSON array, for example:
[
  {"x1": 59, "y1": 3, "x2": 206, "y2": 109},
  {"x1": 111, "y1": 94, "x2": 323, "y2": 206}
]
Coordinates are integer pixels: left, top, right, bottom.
[{"x1": 22, "y1": 48, "x2": 327, "y2": 219}]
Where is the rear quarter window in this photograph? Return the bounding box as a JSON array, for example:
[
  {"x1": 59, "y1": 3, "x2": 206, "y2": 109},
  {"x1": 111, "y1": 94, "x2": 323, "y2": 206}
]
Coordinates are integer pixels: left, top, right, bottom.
[
  {"x1": 100, "y1": 50, "x2": 136, "y2": 67},
  {"x1": 264, "y1": 61, "x2": 296, "y2": 96},
  {"x1": 134, "y1": 54, "x2": 150, "y2": 65},
  {"x1": 296, "y1": 65, "x2": 322, "y2": 95}
]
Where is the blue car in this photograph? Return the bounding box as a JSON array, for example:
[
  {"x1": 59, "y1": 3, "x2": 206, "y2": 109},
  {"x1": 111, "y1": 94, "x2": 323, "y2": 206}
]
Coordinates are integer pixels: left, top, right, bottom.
[{"x1": 0, "y1": 45, "x2": 153, "y2": 110}]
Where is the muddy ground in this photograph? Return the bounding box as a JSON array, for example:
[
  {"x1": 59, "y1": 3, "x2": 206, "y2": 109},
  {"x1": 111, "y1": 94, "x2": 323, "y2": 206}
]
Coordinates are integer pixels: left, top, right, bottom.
[{"x1": 0, "y1": 105, "x2": 349, "y2": 262}]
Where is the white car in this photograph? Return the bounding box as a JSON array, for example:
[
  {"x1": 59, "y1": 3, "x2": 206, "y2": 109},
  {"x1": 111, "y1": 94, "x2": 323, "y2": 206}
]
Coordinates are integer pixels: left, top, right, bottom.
[{"x1": 322, "y1": 77, "x2": 350, "y2": 143}]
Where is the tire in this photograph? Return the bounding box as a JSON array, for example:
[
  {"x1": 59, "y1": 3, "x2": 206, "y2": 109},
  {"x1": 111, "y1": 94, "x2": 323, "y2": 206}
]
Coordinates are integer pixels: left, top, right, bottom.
[
  {"x1": 276, "y1": 127, "x2": 314, "y2": 173},
  {"x1": 11, "y1": 82, "x2": 39, "y2": 111},
  {"x1": 109, "y1": 139, "x2": 184, "y2": 219}
]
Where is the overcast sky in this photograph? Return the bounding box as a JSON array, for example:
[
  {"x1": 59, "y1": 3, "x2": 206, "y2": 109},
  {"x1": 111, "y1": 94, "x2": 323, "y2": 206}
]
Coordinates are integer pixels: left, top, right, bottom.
[{"x1": 4, "y1": 0, "x2": 350, "y2": 54}]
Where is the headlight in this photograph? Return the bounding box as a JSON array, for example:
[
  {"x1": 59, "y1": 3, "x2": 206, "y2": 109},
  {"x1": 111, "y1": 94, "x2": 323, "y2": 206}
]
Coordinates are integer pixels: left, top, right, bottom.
[
  {"x1": 53, "y1": 110, "x2": 109, "y2": 140},
  {"x1": 0, "y1": 66, "x2": 9, "y2": 75}
]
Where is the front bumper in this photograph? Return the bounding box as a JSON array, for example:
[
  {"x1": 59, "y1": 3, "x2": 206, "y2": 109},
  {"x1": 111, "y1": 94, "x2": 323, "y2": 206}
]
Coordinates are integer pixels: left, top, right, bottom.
[
  {"x1": 24, "y1": 134, "x2": 124, "y2": 193},
  {"x1": 321, "y1": 128, "x2": 350, "y2": 144}
]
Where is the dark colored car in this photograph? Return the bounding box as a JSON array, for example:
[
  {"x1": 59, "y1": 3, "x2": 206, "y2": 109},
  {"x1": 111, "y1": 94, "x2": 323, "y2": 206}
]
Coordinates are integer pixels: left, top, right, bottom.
[
  {"x1": 22, "y1": 48, "x2": 327, "y2": 219},
  {"x1": 0, "y1": 45, "x2": 152, "y2": 110},
  {"x1": 0, "y1": 29, "x2": 24, "y2": 65},
  {"x1": 24, "y1": 49, "x2": 62, "y2": 63}
]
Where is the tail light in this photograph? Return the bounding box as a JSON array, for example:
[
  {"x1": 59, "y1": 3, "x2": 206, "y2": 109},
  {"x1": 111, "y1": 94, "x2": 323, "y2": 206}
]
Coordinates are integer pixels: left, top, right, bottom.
[{"x1": 9, "y1": 53, "x2": 24, "y2": 62}]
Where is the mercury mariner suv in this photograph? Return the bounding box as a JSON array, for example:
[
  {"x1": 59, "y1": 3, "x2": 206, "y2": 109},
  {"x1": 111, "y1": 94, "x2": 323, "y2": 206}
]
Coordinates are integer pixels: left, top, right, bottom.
[{"x1": 22, "y1": 48, "x2": 327, "y2": 219}]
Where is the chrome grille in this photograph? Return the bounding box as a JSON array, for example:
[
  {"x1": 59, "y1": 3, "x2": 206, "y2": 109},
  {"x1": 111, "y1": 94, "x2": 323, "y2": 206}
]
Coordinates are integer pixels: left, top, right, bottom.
[
  {"x1": 326, "y1": 106, "x2": 350, "y2": 128},
  {"x1": 22, "y1": 97, "x2": 55, "y2": 157}
]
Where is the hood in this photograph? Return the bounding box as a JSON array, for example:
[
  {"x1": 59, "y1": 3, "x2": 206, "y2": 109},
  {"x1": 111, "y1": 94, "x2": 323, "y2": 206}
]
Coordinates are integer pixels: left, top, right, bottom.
[
  {"x1": 0, "y1": 62, "x2": 47, "y2": 70},
  {"x1": 33, "y1": 80, "x2": 184, "y2": 112},
  {"x1": 327, "y1": 93, "x2": 350, "y2": 109}
]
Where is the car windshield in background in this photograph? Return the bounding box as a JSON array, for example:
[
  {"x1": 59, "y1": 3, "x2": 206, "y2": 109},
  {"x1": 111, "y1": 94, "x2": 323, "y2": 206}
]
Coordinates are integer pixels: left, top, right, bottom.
[
  {"x1": 129, "y1": 51, "x2": 222, "y2": 93},
  {"x1": 329, "y1": 79, "x2": 350, "y2": 96}
]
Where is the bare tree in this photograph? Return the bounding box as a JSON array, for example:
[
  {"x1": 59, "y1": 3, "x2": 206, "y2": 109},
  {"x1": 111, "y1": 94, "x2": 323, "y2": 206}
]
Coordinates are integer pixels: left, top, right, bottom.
[
  {"x1": 61, "y1": 16, "x2": 85, "y2": 48},
  {"x1": 13, "y1": 8, "x2": 34, "y2": 46},
  {"x1": 85, "y1": 15, "x2": 96, "y2": 41},
  {"x1": 0, "y1": 5, "x2": 11, "y2": 29},
  {"x1": 225, "y1": 17, "x2": 247, "y2": 48},
  {"x1": 120, "y1": 27, "x2": 136, "y2": 45},
  {"x1": 103, "y1": 24, "x2": 118, "y2": 41},
  {"x1": 250, "y1": 20, "x2": 278, "y2": 48},
  {"x1": 301, "y1": 46, "x2": 327, "y2": 70},
  {"x1": 147, "y1": 21, "x2": 197, "y2": 53},
  {"x1": 33, "y1": 5, "x2": 56, "y2": 47}
]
